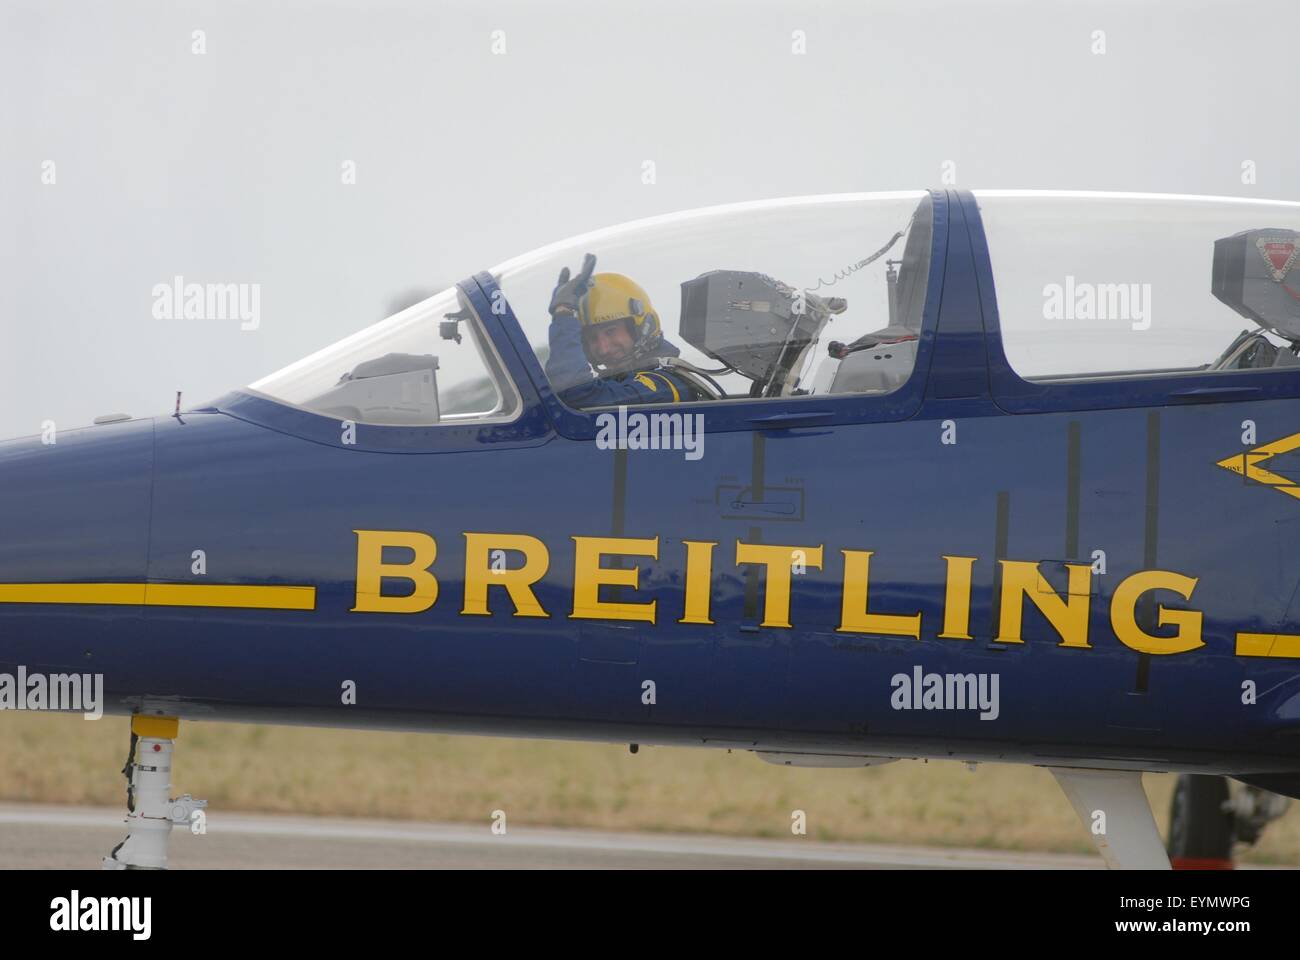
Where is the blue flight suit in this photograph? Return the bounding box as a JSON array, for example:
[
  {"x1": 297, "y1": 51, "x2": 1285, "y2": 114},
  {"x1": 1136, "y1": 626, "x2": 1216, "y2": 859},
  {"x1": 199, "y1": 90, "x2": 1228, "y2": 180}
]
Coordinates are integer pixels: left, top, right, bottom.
[{"x1": 545, "y1": 312, "x2": 699, "y2": 409}]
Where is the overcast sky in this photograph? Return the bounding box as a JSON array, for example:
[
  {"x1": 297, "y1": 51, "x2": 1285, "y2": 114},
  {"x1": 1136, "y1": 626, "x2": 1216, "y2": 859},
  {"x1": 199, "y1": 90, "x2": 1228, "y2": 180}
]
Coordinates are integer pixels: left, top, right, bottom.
[{"x1": 2, "y1": 0, "x2": 1296, "y2": 438}]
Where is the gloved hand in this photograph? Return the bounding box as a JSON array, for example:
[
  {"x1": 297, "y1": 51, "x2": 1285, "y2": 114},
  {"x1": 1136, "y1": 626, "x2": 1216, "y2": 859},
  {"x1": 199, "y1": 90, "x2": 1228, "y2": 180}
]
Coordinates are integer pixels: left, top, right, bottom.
[
  {"x1": 549, "y1": 267, "x2": 584, "y2": 317},
  {"x1": 548, "y1": 253, "x2": 597, "y2": 317}
]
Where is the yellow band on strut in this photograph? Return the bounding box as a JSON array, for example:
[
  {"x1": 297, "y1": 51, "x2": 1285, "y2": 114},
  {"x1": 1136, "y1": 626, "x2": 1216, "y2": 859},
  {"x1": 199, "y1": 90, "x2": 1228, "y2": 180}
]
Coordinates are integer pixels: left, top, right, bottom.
[{"x1": 131, "y1": 715, "x2": 179, "y2": 739}]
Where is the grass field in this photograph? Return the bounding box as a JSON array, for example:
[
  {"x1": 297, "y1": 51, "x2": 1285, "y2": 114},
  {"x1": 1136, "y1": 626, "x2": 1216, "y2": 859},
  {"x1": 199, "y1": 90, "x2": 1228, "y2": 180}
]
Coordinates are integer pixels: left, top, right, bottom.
[{"x1": 3, "y1": 711, "x2": 1298, "y2": 864}]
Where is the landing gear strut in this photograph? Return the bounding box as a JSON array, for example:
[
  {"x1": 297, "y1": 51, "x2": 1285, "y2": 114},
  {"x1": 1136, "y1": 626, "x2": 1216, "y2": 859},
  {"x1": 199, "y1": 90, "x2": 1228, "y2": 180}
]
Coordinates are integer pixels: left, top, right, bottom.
[
  {"x1": 102, "y1": 715, "x2": 207, "y2": 870},
  {"x1": 1050, "y1": 767, "x2": 1171, "y2": 869}
]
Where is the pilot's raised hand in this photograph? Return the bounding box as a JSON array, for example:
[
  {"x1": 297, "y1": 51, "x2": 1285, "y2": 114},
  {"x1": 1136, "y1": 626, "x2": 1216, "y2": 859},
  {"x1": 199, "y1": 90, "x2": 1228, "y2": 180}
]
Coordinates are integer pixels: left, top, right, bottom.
[
  {"x1": 548, "y1": 266, "x2": 585, "y2": 317},
  {"x1": 548, "y1": 254, "x2": 597, "y2": 318}
]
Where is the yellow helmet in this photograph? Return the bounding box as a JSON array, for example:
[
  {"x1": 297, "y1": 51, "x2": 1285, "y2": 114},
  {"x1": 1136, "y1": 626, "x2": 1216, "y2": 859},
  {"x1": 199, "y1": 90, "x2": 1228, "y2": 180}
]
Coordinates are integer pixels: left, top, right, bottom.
[{"x1": 577, "y1": 273, "x2": 663, "y2": 368}]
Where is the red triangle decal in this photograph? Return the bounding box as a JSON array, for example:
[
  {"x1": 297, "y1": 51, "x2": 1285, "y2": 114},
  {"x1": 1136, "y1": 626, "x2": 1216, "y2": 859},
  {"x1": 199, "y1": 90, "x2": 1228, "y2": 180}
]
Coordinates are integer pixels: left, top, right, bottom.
[{"x1": 1263, "y1": 241, "x2": 1296, "y2": 272}]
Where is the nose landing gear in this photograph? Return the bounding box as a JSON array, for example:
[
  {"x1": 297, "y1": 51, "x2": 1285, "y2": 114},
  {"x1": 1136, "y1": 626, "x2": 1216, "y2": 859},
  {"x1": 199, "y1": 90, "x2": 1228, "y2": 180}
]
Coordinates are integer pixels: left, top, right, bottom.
[{"x1": 102, "y1": 715, "x2": 207, "y2": 870}]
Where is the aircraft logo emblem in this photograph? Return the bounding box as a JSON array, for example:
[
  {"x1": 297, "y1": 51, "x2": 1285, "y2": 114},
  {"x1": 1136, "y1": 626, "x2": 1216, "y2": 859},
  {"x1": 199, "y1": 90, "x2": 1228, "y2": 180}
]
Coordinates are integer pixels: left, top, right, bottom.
[
  {"x1": 1255, "y1": 237, "x2": 1299, "y2": 282},
  {"x1": 1216, "y1": 430, "x2": 1300, "y2": 500}
]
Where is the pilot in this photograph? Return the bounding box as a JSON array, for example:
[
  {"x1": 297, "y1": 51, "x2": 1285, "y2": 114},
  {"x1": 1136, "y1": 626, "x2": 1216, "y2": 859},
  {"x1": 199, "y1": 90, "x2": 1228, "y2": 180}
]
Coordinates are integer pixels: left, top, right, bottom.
[{"x1": 545, "y1": 266, "x2": 704, "y2": 409}]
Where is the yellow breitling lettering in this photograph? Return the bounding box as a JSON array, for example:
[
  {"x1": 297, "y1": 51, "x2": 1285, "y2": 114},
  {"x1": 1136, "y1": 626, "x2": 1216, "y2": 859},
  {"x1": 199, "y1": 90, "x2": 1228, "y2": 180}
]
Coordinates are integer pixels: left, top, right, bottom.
[
  {"x1": 996, "y1": 560, "x2": 1091, "y2": 648},
  {"x1": 461, "y1": 532, "x2": 550, "y2": 618},
  {"x1": 679, "y1": 539, "x2": 718, "y2": 624},
  {"x1": 570, "y1": 536, "x2": 660, "y2": 623},
  {"x1": 938, "y1": 555, "x2": 977, "y2": 640},
  {"x1": 1110, "y1": 570, "x2": 1203, "y2": 655},
  {"x1": 332, "y1": 529, "x2": 1294, "y2": 663},
  {"x1": 735, "y1": 541, "x2": 824, "y2": 628},
  {"x1": 837, "y1": 549, "x2": 922, "y2": 639},
  {"x1": 352, "y1": 530, "x2": 438, "y2": 614}
]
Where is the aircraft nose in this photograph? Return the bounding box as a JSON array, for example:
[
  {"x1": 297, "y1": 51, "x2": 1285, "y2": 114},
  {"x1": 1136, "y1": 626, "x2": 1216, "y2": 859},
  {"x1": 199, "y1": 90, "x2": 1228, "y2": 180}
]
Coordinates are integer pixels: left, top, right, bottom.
[{"x1": 0, "y1": 417, "x2": 155, "y2": 605}]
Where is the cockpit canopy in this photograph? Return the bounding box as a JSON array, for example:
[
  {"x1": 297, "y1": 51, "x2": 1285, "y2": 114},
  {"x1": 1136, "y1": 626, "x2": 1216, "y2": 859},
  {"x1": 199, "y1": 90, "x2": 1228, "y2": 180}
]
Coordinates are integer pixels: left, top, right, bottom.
[
  {"x1": 245, "y1": 190, "x2": 1300, "y2": 427},
  {"x1": 247, "y1": 285, "x2": 522, "y2": 426},
  {"x1": 493, "y1": 191, "x2": 934, "y2": 406},
  {"x1": 975, "y1": 191, "x2": 1300, "y2": 382},
  {"x1": 248, "y1": 191, "x2": 936, "y2": 424}
]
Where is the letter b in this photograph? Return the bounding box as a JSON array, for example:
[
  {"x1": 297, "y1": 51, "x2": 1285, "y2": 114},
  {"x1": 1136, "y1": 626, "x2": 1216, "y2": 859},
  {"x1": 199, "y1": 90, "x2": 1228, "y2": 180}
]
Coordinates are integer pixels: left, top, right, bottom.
[{"x1": 352, "y1": 530, "x2": 438, "y2": 613}]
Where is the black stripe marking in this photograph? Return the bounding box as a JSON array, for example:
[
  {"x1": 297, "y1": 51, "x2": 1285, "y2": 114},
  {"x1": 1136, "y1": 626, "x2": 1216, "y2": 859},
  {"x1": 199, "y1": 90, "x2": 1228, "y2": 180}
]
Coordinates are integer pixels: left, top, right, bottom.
[
  {"x1": 611, "y1": 447, "x2": 628, "y2": 538},
  {"x1": 1066, "y1": 421, "x2": 1081, "y2": 560},
  {"x1": 989, "y1": 490, "x2": 1010, "y2": 645},
  {"x1": 1136, "y1": 411, "x2": 1161, "y2": 693},
  {"x1": 608, "y1": 447, "x2": 629, "y2": 601},
  {"x1": 742, "y1": 432, "x2": 766, "y2": 622}
]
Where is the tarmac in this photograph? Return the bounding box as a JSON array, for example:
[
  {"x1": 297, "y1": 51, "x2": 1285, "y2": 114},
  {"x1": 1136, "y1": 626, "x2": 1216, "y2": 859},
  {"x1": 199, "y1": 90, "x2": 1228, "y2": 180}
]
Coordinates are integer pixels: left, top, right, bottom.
[{"x1": 0, "y1": 802, "x2": 1108, "y2": 869}]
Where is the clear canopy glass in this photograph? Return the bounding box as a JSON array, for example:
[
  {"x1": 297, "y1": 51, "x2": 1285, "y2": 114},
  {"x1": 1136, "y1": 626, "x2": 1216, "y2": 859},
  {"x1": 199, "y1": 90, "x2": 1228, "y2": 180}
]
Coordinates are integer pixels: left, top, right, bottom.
[
  {"x1": 491, "y1": 191, "x2": 934, "y2": 407},
  {"x1": 248, "y1": 286, "x2": 520, "y2": 426},
  {"x1": 976, "y1": 191, "x2": 1300, "y2": 381}
]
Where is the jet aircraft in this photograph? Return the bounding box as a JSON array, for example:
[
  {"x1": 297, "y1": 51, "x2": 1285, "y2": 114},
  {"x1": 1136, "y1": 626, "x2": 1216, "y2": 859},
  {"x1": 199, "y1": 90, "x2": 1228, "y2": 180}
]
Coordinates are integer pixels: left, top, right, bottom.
[{"x1": 2, "y1": 189, "x2": 1299, "y2": 869}]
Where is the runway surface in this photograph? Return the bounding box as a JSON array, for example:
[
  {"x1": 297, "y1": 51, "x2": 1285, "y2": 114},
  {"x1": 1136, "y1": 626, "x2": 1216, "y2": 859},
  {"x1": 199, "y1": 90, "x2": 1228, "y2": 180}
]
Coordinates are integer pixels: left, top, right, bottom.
[{"x1": 0, "y1": 802, "x2": 1107, "y2": 869}]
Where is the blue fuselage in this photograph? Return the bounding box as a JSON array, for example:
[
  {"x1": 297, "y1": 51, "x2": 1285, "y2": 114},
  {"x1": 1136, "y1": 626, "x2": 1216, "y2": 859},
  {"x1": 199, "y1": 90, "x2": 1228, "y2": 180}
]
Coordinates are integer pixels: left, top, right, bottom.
[{"x1": 3, "y1": 191, "x2": 1299, "y2": 778}]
